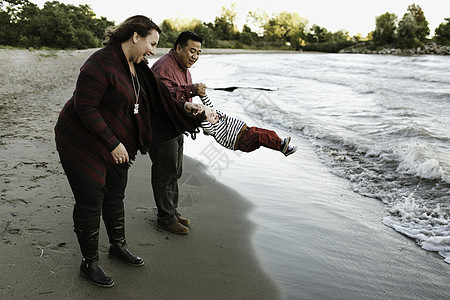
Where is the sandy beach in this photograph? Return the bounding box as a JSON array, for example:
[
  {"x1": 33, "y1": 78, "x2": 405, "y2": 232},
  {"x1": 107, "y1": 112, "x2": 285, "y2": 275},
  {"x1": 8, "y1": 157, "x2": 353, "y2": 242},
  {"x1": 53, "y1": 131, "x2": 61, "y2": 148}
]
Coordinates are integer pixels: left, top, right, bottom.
[
  {"x1": 1, "y1": 48, "x2": 449, "y2": 299},
  {"x1": 0, "y1": 48, "x2": 279, "y2": 299}
]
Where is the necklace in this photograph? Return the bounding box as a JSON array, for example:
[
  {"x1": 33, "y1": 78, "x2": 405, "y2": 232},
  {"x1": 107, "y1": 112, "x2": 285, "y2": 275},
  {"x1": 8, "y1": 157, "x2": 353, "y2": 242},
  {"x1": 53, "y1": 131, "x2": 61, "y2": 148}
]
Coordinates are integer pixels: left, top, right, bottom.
[{"x1": 131, "y1": 70, "x2": 140, "y2": 115}]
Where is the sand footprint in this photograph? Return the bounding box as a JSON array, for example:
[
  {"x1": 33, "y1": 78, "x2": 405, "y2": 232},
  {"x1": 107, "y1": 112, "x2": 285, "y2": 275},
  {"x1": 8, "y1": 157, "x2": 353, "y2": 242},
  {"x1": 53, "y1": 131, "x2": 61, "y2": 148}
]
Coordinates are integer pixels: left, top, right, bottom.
[
  {"x1": 25, "y1": 228, "x2": 47, "y2": 234},
  {"x1": 50, "y1": 242, "x2": 69, "y2": 253},
  {"x1": 134, "y1": 207, "x2": 152, "y2": 213}
]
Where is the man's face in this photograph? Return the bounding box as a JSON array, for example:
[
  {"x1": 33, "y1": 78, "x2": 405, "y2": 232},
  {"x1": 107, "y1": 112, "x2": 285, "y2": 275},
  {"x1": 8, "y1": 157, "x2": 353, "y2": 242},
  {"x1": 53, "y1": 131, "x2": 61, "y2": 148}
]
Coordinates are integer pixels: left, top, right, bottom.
[{"x1": 175, "y1": 39, "x2": 202, "y2": 68}]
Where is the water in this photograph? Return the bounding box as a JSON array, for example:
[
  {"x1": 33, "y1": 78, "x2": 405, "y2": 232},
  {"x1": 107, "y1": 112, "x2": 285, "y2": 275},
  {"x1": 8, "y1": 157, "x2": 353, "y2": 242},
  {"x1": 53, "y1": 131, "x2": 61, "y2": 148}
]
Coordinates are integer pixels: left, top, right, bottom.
[
  {"x1": 182, "y1": 53, "x2": 450, "y2": 265},
  {"x1": 150, "y1": 52, "x2": 449, "y2": 296}
]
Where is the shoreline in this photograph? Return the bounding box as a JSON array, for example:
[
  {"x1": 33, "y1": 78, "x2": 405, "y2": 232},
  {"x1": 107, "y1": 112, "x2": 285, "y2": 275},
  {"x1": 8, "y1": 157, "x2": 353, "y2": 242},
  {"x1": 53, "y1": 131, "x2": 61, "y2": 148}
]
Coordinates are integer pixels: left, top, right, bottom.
[
  {"x1": 339, "y1": 42, "x2": 450, "y2": 55},
  {"x1": 3, "y1": 44, "x2": 449, "y2": 57}
]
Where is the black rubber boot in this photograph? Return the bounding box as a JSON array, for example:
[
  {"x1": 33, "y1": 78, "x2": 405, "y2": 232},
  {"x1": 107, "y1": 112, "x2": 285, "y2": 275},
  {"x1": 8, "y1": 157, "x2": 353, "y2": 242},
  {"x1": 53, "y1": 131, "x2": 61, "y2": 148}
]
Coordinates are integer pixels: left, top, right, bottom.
[
  {"x1": 74, "y1": 217, "x2": 114, "y2": 287},
  {"x1": 103, "y1": 203, "x2": 144, "y2": 267}
]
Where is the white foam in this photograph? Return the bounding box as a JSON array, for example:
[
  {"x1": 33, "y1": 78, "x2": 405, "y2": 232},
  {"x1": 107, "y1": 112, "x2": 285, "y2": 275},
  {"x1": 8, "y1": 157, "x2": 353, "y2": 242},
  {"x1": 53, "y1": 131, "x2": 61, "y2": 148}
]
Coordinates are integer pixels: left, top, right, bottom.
[
  {"x1": 382, "y1": 194, "x2": 450, "y2": 264},
  {"x1": 396, "y1": 144, "x2": 449, "y2": 183}
]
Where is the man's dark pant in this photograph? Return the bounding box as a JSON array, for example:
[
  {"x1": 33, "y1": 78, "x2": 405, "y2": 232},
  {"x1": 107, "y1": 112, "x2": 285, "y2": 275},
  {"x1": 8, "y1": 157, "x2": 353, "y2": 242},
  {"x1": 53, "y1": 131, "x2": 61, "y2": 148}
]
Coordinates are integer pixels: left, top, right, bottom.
[{"x1": 149, "y1": 135, "x2": 183, "y2": 225}]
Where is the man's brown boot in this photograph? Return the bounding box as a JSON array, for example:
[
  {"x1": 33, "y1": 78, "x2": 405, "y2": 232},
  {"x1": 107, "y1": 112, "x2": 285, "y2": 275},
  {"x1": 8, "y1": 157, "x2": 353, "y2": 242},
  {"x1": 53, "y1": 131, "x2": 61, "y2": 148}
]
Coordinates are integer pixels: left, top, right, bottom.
[
  {"x1": 176, "y1": 213, "x2": 190, "y2": 227},
  {"x1": 158, "y1": 220, "x2": 189, "y2": 235}
]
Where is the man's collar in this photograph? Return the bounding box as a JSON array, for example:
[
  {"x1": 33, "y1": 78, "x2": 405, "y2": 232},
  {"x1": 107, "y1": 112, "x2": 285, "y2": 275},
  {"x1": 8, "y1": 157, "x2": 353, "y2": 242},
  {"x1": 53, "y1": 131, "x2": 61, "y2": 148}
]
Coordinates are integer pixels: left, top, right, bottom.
[{"x1": 169, "y1": 49, "x2": 186, "y2": 71}]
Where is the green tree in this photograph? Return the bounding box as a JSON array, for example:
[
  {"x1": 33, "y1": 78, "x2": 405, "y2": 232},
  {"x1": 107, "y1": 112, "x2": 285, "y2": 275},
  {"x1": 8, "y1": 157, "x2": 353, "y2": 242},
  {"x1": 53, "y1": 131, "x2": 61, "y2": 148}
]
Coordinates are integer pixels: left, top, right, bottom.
[
  {"x1": 245, "y1": 9, "x2": 268, "y2": 36},
  {"x1": 239, "y1": 24, "x2": 258, "y2": 45},
  {"x1": 0, "y1": 0, "x2": 39, "y2": 46},
  {"x1": 397, "y1": 4, "x2": 429, "y2": 48},
  {"x1": 0, "y1": 1, "x2": 13, "y2": 45},
  {"x1": 373, "y1": 12, "x2": 397, "y2": 45},
  {"x1": 397, "y1": 13, "x2": 420, "y2": 48},
  {"x1": 193, "y1": 22, "x2": 217, "y2": 48},
  {"x1": 352, "y1": 33, "x2": 365, "y2": 43},
  {"x1": 158, "y1": 18, "x2": 184, "y2": 48},
  {"x1": 31, "y1": 2, "x2": 78, "y2": 48},
  {"x1": 332, "y1": 30, "x2": 350, "y2": 41},
  {"x1": 214, "y1": 4, "x2": 238, "y2": 40},
  {"x1": 0, "y1": 0, "x2": 112, "y2": 48},
  {"x1": 305, "y1": 24, "x2": 331, "y2": 43},
  {"x1": 1, "y1": 0, "x2": 36, "y2": 23},
  {"x1": 435, "y1": 18, "x2": 450, "y2": 45},
  {"x1": 331, "y1": 30, "x2": 353, "y2": 50},
  {"x1": 158, "y1": 18, "x2": 217, "y2": 48},
  {"x1": 263, "y1": 11, "x2": 307, "y2": 48},
  {"x1": 407, "y1": 3, "x2": 429, "y2": 42},
  {"x1": 304, "y1": 27, "x2": 353, "y2": 53}
]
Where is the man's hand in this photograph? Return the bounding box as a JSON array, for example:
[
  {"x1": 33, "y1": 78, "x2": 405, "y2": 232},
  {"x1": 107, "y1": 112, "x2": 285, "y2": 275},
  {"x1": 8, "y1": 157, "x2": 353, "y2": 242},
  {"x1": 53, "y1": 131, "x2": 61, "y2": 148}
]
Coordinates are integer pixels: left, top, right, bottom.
[{"x1": 194, "y1": 83, "x2": 207, "y2": 97}]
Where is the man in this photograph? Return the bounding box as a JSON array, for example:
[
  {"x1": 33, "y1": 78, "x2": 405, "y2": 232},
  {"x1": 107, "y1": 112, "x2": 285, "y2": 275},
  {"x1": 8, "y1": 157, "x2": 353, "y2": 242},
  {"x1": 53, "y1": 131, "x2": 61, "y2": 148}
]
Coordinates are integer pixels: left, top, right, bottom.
[{"x1": 150, "y1": 31, "x2": 206, "y2": 235}]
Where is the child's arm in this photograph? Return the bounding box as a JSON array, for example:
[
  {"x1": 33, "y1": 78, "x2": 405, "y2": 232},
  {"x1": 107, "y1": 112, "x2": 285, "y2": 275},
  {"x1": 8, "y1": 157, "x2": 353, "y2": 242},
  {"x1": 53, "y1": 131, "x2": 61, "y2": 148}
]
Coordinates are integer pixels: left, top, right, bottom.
[{"x1": 200, "y1": 95, "x2": 215, "y2": 110}]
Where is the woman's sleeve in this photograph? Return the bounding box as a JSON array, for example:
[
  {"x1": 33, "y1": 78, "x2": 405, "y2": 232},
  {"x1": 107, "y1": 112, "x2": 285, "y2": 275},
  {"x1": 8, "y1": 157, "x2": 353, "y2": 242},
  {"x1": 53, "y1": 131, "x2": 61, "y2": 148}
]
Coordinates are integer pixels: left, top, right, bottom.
[{"x1": 73, "y1": 59, "x2": 120, "y2": 152}]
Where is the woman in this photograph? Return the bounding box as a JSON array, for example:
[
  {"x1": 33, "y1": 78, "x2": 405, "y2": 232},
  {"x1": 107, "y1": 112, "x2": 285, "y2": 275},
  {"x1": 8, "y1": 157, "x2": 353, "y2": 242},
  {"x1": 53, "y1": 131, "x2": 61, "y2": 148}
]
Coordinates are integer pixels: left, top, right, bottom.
[{"x1": 55, "y1": 15, "x2": 206, "y2": 288}]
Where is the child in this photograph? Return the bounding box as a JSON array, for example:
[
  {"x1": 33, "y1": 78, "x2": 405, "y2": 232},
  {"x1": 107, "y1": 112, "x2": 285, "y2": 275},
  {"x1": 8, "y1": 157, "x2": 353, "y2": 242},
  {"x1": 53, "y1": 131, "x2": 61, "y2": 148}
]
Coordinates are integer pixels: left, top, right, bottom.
[{"x1": 200, "y1": 96, "x2": 297, "y2": 156}]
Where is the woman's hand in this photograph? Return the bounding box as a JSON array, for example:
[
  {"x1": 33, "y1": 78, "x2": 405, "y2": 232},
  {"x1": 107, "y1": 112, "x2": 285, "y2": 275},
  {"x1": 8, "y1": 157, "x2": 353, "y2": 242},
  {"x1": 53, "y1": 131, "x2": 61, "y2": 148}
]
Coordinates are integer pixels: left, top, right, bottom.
[
  {"x1": 184, "y1": 102, "x2": 204, "y2": 115},
  {"x1": 111, "y1": 143, "x2": 129, "y2": 164},
  {"x1": 204, "y1": 106, "x2": 219, "y2": 124},
  {"x1": 184, "y1": 102, "x2": 218, "y2": 123}
]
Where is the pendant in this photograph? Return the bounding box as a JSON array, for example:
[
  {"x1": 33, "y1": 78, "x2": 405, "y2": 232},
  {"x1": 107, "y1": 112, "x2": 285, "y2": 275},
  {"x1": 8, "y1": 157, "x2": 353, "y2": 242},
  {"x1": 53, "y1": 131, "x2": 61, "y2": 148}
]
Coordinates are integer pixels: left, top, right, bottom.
[{"x1": 134, "y1": 103, "x2": 139, "y2": 114}]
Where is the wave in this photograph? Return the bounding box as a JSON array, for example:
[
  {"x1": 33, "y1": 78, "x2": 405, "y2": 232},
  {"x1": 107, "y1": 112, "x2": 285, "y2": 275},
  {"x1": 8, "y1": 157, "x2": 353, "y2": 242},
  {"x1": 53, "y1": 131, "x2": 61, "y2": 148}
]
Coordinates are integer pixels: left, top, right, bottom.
[
  {"x1": 396, "y1": 143, "x2": 450, "y2": 183},
  {"x1": 242, "y1": 97, "x2": 450, "y2": 263},
  {"x1": 388, "y1": 125, "x2": 439, "y2": 139},
  {"x1": 307, "y1": 131, "x2": 450, "y2": 263},
  {"x1": 202, "y1": 52, "x2": 450, "y2": 264}
]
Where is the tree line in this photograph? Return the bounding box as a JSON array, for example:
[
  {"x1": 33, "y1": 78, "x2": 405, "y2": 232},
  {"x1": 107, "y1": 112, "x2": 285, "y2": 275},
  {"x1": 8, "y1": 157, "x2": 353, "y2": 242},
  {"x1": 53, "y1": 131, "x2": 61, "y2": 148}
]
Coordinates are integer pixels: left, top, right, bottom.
[
  {"x1": 1, "y1": 1, "x2": 449, "y2": 52},
  {"x1": 0, "y1": 0, "x2": 113, "y2": 49},
  {"x1": 371, "y1": 4, "x2": 449, "y2": 49}
]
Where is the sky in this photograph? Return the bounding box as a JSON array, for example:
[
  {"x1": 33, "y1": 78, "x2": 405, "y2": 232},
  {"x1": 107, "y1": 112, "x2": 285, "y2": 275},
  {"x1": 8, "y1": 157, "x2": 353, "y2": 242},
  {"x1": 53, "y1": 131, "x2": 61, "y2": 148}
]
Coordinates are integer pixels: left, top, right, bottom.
[{"x1": 31, "y1": 0, "x2": 449, "y2": 36}]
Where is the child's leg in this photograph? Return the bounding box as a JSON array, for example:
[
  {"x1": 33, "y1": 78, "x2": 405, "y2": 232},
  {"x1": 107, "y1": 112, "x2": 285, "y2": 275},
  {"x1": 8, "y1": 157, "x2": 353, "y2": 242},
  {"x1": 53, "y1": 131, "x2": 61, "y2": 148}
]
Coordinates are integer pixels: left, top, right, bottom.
[{"x1": 237, "y1": 127, "x2": 282, "y2": 152}]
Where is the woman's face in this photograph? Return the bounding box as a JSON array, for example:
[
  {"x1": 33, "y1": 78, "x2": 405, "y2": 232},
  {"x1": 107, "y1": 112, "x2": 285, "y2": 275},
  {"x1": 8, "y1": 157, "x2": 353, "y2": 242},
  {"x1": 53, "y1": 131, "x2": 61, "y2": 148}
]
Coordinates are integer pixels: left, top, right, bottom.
[{"x1": 133, "y1": 29, "x2": 160, "y2": 63}]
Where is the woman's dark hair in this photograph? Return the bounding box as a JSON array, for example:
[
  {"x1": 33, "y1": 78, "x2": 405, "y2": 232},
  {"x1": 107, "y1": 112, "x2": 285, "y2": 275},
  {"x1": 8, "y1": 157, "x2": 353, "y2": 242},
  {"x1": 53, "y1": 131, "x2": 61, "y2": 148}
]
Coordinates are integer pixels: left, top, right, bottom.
[
  {"x1": 173, "y1": 31, "x2": 203, "y2": 49},
  {"x1": 103, "y1": 15, "x2": 162, "y2": 46}
]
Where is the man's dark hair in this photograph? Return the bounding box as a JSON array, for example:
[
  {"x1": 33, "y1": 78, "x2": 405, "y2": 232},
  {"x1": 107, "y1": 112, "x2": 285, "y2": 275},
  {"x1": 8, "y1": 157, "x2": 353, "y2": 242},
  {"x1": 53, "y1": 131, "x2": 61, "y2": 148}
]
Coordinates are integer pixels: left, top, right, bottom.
[{"x1": 173, "y1": 31, "x2": 203, "y2": 49}]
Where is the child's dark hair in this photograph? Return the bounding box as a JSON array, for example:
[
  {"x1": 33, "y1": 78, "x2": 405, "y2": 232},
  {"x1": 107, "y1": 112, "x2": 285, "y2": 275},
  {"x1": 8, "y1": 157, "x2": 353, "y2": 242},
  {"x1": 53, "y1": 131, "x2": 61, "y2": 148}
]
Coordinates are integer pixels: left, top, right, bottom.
[{"x1": 173, "y1": 31, "x2": 203, "y2": 49}]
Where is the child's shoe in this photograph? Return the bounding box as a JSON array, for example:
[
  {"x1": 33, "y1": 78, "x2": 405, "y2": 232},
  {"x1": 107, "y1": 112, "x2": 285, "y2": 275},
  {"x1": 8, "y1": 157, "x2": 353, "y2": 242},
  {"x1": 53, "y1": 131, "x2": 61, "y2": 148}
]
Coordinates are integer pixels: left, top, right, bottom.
[
  {"x1": 281, "y1": 137, "x2": 297, "y2": 156},
  {"x1": 283, "y1": 145, "x2": 297, "y2": 157},
  {"x1": 281, "y1": 137, "x2": 291, "y2": 153}
]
